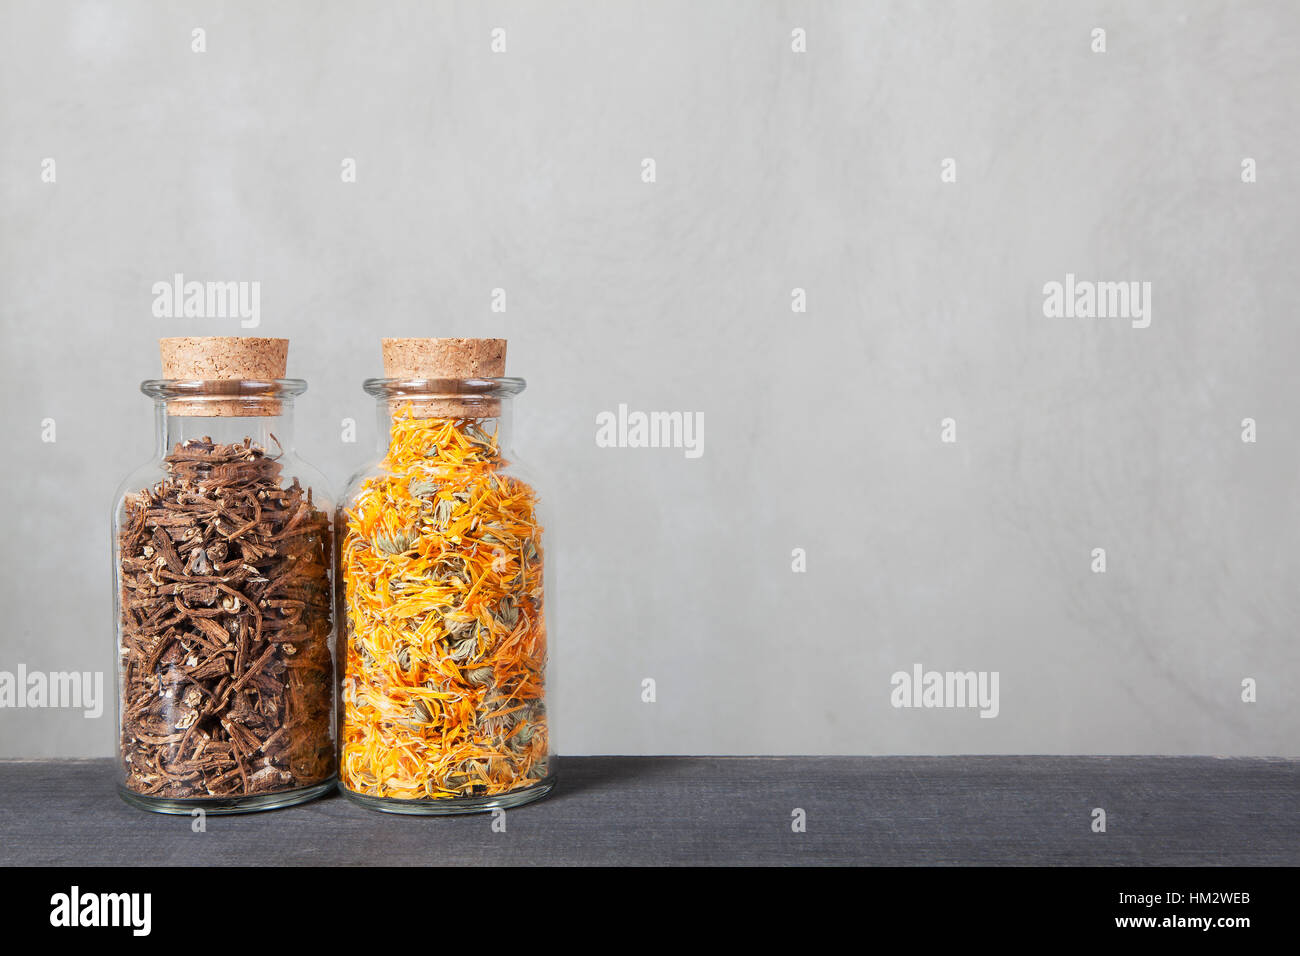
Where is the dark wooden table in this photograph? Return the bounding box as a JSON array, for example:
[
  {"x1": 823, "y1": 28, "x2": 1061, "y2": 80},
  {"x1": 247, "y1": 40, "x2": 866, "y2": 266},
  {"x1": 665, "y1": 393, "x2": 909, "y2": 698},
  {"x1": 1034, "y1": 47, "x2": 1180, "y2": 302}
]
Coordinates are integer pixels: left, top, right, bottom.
[{"x1": 2, "y1": 756, "x2": 1295, "y2": 866}]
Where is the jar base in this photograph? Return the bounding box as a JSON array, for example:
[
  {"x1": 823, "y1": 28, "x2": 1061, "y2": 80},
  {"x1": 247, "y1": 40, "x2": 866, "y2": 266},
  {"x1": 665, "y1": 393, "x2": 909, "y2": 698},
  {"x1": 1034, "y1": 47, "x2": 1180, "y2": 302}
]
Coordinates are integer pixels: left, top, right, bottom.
[
  {"x1": 339, "y1": 773, "x2": 556, "y2": 815},
  {"x1": 117, "y1": 779, "x2": 336, "y2": 815}
]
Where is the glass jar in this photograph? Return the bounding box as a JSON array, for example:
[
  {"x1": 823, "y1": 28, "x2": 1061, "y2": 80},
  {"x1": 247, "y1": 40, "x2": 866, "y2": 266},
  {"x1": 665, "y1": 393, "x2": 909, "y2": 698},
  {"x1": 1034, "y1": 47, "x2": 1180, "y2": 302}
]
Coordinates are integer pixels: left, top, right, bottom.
[
  {"x1": 338, "y1": 375, "x2": 554, "y2": 813},
  {"x1": 112, "y1": 379, "x2": 337, "y2": 813}
]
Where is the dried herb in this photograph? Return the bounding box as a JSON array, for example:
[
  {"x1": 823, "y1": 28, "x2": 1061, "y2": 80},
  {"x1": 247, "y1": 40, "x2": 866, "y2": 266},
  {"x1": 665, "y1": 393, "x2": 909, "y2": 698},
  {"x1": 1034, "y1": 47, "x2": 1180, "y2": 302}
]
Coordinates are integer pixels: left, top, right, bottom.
[
  {"x1": 117, "y1": 437, "x2": 335, "y2": 798},
  {"x1": 340, "y1": 411, "x2": 548, "y2": 800}
]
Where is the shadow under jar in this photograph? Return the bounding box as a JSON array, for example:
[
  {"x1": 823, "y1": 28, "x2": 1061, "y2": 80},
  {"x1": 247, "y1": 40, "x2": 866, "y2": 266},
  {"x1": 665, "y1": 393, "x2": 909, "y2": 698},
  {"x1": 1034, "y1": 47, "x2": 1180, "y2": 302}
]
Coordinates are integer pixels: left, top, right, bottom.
[
  {"x1": 338, "y1": 376, "x2": 554, "y2": 813},
  {"x1": 112, "y1": 379, "x2": 337, "y2": 813}
]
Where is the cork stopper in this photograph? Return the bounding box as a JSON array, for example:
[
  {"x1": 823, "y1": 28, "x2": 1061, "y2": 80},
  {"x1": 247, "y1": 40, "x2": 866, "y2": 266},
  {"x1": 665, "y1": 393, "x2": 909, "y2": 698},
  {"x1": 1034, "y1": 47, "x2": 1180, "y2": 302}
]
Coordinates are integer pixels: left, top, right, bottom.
[
  {"x1": 381, "y1": 338, "x2": 507, "y2": 418},
  {"x1": 159, "y1": 337, "x2": 289, "y2": 416}
]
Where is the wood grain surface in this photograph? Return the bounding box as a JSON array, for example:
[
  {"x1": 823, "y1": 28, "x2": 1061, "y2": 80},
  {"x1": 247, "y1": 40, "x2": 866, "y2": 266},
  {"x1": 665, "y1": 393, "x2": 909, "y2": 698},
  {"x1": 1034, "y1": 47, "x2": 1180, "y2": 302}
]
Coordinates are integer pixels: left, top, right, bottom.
[{"x1": 1, "y1": 756, "x2": 1295, "y2": 866}]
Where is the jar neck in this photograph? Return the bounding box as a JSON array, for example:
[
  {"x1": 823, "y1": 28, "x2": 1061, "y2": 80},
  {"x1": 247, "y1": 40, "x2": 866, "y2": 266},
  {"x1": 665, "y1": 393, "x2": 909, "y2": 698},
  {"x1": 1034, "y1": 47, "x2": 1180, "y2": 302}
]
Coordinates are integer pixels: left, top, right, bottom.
[
  {"x1": 374, "y1": 398, "x2": 515, "y2": 461},
  {"x1": 155, "y1": 400, "x2": 296, "y2": 459},
  {"x1": 362, "y1": 376, "x2": 526, "y2": 461}
]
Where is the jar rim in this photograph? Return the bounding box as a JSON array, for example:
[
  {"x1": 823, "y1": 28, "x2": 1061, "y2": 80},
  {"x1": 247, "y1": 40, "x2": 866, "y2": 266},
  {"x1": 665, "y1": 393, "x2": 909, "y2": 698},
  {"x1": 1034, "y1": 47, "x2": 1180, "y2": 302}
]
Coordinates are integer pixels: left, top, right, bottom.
[
  {"x1": 362, "y1": 376, "x2": 526, "y2": 399},
  {"x1": 140, "y1": 379, "x2": 308, "y2": 399}
]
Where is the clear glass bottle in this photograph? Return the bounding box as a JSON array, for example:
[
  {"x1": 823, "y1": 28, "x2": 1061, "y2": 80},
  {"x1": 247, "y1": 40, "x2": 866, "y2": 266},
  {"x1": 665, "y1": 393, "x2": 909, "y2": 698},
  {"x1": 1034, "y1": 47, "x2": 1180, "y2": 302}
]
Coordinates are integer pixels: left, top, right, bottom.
[
  {"x1": 112, "y1": 378, "x2": 337, "y2": 813},
  {"x1": 338, "y1": 374, "x2": 554, "y2": 813}
]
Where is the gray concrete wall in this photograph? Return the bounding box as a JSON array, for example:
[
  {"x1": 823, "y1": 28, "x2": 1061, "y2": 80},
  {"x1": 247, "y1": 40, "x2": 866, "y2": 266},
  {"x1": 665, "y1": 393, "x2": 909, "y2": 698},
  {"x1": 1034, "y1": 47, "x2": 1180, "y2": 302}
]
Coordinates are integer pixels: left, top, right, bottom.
[{"x1": 1, "y1": 1, "x2": 1296, "y2": 756}]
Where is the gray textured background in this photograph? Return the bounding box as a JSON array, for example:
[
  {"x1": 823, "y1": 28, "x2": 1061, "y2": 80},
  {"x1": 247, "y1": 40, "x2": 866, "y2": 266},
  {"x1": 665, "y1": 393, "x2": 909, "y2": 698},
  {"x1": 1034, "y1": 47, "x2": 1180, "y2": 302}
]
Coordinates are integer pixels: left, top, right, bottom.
[{"x1": 1, "y1": 1, "x2": 1297, "y2": 757}]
